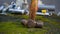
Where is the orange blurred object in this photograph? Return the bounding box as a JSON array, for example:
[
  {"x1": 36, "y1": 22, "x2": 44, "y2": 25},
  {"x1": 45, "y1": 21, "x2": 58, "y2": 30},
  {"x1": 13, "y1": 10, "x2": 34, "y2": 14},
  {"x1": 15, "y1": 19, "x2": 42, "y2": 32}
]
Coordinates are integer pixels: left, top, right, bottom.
[{"x1": 29, "y1": 0, "x2": 38, "y2": 20}]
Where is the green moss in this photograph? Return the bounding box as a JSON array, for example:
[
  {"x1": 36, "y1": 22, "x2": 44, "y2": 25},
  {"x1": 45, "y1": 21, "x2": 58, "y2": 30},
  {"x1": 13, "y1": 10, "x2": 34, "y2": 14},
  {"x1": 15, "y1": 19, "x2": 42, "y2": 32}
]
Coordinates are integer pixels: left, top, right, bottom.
[{"x1": 0, "y1": 15, "x2": 60, "y2": 34}]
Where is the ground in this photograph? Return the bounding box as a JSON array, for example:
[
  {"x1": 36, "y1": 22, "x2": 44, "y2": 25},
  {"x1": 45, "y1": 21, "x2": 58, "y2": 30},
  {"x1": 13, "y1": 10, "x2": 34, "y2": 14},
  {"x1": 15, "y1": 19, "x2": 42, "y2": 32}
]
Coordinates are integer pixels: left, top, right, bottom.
[{"x1": 0, "y1": 14, "x2": 60, "y2": 34}]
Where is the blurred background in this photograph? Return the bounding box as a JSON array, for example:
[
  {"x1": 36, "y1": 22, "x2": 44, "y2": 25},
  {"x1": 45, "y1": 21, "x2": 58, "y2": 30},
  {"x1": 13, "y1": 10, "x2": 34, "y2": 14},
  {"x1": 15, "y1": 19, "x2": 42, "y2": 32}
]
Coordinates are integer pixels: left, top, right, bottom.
[{"x1": 0, "y1": 0, "x2": 60, "y2": 13}]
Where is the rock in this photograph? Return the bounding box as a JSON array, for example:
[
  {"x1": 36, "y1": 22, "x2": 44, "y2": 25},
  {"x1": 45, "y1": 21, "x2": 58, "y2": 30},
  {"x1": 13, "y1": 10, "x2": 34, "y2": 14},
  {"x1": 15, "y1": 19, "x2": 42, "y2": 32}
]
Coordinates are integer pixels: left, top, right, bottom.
[
  {"x1": 21, "y1": 19, "x2": 28, "y2": 26},
  {"x1": 35, "y1": 20, "x2": 44, "y2": 28},
  {"x1": 27, "y1": 19, "x2": 36, "y2": 28},
  {"x1": 21, "y1": 19, "x2": 44, "y2": 28}
]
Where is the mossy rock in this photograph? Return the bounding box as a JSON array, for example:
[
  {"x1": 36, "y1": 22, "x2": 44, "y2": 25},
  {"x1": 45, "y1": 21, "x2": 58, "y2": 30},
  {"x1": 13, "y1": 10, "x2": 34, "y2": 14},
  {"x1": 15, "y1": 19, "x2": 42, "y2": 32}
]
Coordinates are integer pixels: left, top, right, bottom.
[
  {"x1": 21, "y1": 19, "x2": 28, "y2": 26},
  {"x1": 27, "y1": 19, "x2": 36, "y2": 28},
  {"x1": 35, "y1": 20, "x2": 44, "y2": 28}
]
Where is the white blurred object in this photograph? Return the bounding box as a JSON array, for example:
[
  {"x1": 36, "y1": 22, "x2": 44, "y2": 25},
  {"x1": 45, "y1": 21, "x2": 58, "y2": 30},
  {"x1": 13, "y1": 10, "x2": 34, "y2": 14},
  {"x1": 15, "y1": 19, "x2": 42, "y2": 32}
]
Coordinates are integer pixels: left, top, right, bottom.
[
  {"x1": 16, "y1": 0, "x2": 24, "y2": 8},
  {"x1": 0, "y1": 6, "x2": 4, "y2": 10},
  {"x1": 9, "y1": 8, "x2": 25, "y2": 14},
  {"x1": 0, "y1": 5, "x2": 7, "y2": 15},
  {"x1": 57, "y1": 12, "x2": 60, "y2": 16},
  {"x1": 38, "y1": 0, "x2": 43, "y2": 5},
  {"x1": 26, "y1": 10, "x2": 51, "y2": 16}
]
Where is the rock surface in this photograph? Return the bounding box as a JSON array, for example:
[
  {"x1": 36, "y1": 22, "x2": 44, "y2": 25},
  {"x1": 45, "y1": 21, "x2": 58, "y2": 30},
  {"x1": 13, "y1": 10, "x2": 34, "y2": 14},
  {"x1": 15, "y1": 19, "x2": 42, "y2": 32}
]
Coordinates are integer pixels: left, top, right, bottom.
[
  {"x1": 27, "y1": 19, "x2": 36, "y2": 28},
  {"x1": 21, "y1": 19, "x2": 27, "y2": 26},
  {"x1": 35, "y1": 20, "x2": 44, "y2": 28},
  {"x1": 21, "y1": 19, "x2": 44, "y2": 28}
]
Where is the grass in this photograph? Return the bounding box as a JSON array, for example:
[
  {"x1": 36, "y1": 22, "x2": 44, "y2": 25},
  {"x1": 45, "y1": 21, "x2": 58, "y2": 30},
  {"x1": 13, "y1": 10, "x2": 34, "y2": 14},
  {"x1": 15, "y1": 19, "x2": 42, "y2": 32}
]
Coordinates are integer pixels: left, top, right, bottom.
[
  {"x1": 0, "y1": 14, "x2": 60, "y2": 34},
  {"x1": 0, "y1": 22, "x2": 47, "y2": 34}
]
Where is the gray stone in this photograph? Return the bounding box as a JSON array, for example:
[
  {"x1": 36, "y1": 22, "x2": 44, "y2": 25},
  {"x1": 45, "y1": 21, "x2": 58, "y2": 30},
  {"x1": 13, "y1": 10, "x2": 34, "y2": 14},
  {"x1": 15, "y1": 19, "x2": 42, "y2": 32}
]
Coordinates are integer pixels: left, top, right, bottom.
[
  {"x1": 35, "y1": 20, "x2": 44, "y2": 28},
  {"x1": 21, "y1": 19, "x2": 44, "y2": 28},
  {"x1": 27, "y1": 19, "x2": 36, "y2": 28},
  {"x1": 21, "y1": 19, "x2": 27, "y2": 26}
]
